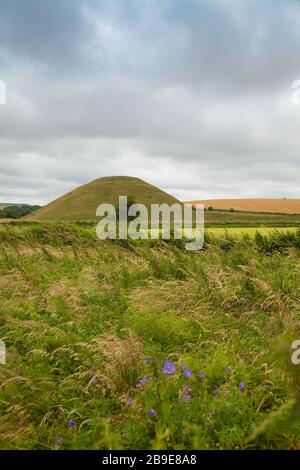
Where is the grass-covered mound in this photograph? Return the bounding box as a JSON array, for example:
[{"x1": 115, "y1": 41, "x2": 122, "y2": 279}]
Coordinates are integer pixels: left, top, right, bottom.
[
  {"x1": 0, "y1": 223, "x2": 299, "y2": 449},
  {"x1": 26, "y1": 176, "x2": 181, "y2": 222}
]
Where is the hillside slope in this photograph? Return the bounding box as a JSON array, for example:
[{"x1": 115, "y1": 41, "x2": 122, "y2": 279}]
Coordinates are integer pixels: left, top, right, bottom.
[{"x1": 27, "y1": 176, "x2": 181, "y2": 222}]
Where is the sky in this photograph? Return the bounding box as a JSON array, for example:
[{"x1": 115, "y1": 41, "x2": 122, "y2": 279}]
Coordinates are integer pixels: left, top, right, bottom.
[{"x1": 0, "y1": 0, "x2": 300, "y2": 205}]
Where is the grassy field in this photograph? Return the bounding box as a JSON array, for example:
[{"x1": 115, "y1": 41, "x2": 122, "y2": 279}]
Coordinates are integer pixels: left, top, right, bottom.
[
  {"x1": 0, "y1": 223, "x2": 300, "y2": 450},
  {"x1": 206, "y1": 227, "x2": 299, "y2": 237},
  {"x1": 204, "y1": 210, "x2": 300, "y2": 227}
]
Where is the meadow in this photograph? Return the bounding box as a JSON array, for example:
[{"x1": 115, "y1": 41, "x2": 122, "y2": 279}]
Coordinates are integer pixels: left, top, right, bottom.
[
  {"x1": 0, "y1": 223, "x2": 300, "y2": 450},
  {"x1": 206, "y1": 226, "x2": 299, "y2": 237},
  {"x1": 204, "y1": 209, "x2": 300, "y2": 227}
]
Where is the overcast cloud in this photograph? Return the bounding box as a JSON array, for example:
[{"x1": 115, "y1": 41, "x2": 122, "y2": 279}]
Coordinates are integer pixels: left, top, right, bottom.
[{"x1": 0, "y1": 0, "x2": 300, "y2": 204}]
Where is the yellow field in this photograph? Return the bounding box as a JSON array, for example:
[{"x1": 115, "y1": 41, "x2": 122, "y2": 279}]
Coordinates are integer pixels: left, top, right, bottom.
[
  {"x1": 148, "y1": 226, "x2": 298, "y2": 239},
  {"x1": 206, "y1": 226, "x2": 299, "y2": 237},
  {"x1": 185, "y1": 199, "x2": 300, "y2": 214}
]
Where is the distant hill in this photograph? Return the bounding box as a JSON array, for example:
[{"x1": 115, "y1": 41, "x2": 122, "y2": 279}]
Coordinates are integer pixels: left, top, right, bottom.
[
  {"x1": 185, "y1": 199, "x2": 300, "y2": 214},
  {"x1": 27, "y1": 176, "x2": 181, "y2": 222},
  {"x1": 0, "y1": 203, "x2": 20, "y2": 209},
  {"x1": 0, "y1": 204, "x2": 41, "y2": 219}
]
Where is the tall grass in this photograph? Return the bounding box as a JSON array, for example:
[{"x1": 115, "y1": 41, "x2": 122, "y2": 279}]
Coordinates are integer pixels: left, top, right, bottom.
[{"x1": 0, "y1": 224, "x2": 299, "y2": 449}]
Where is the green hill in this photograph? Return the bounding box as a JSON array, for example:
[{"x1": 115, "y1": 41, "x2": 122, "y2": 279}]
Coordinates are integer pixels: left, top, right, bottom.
[
  {"x1": 27, "y1": 176, "x2": 181, "y2": 222},
  {"x1": 0, "y1": 204, "x2": 41, "y2": 219},
  {"x1": 0, "y1": 203, "x2": 20, "y2": 209}
]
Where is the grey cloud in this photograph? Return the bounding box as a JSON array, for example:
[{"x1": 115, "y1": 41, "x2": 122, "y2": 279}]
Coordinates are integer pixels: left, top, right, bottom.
[
  {"x1": 0, "y1": 0, "x2": 299, "y2": 204},
  {"x1": 0, "y1": 0, "x2": 90, "y2": 72}
]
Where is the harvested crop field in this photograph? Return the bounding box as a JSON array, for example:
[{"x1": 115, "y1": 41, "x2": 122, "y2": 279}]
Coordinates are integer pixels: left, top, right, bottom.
[{"x1": 186, "y1": 199, "x2": 300, "y2": 214}]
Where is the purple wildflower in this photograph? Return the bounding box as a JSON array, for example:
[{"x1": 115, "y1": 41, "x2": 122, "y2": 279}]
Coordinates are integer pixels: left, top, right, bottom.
[
  {"x1": 215, "y1": 387, "x2": 221, "y2": 397},
  {"x1": 238, "y1": 381, "x2": 245, "y2": 391},
  {"x1": 180, "y1": 392, "x2": 192, "y2": 402},
  {"x1": 55, "y1": 436, "x2": 62, "y2": 445},
  {"x1": 68, "y1": 420, "x2": 76, "y2": 428},
  {"x1": 91, "y1": 376, "x2": 97, "y2": 383},
  {"x1": 162, "y1": 359, "x2": 177, "y2": 376},
  {"x1": 184, "y1": 368, "x2": 193, "y2": 378},
  {"x1": 136, "y1": 376, "x2": 151, "y2": 388},
  {"x1": 127, "y1": 397, "x2": 134, "y2": 405},
  {"x1": 225, "y1": 367, "x2": 230, "y2": 373},
  {"x1": 149, "y1": 408, "x2": 155, "y2": 417},
  {"x1": 180, "y1": 385, "x2": 192, "y2": 402},
  {"x1": 199, "y1": 372, "x2": 206, "y2": 379},
  {"x1": 136, "y1": 377, "x2": 146, "y2": 388}
]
